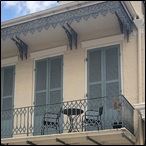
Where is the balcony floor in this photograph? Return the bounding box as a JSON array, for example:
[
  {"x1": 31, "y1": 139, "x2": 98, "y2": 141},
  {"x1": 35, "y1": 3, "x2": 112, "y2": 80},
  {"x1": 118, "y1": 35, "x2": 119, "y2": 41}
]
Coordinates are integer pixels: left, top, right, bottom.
[{"x1": 1, "y1": 128, "x2": 136, "y2": 145}]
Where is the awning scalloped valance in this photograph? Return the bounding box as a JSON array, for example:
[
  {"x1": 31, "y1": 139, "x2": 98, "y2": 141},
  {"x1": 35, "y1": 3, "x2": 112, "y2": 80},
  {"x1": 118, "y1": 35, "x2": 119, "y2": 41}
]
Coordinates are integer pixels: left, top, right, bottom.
[{"x1": 1, "y1": 1, "x2": 133, "y2": 40}]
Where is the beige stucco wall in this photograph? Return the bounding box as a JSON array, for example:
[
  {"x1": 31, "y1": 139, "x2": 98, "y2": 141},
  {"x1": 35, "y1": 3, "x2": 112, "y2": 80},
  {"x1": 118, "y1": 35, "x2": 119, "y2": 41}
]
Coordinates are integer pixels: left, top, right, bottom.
[
  {"x1": 122, "y1": 29, "x2": 138, "y2": 104},
  {"x1": 1, "y1": 5, "x2": 145, "y2": 144},
  {"x1": 14, "y1": 58, "x2": 34, "y2": 108},
  {"x1": 64, "y1": 46, "x2": 85, "y2": 101}
]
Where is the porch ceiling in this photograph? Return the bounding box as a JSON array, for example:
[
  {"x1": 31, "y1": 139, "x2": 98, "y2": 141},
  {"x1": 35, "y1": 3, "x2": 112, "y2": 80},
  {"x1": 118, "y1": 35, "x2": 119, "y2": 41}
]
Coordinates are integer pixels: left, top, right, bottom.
[
  {"x1": 1, "y1": 128, "x2": 136, "y2": 145},
  {"x1": 1, "y1": 13, "x2": 119, "y2": 54}
]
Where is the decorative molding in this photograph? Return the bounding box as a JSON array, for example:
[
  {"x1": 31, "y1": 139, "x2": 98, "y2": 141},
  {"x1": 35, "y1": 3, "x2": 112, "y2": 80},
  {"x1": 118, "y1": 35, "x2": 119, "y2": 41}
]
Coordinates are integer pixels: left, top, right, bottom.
[
  {"x1": 30, "y1": 45, "x2": 67, "y2": 59},
  {"x1": 133, "y1": 19, "x2": 144, "y2": 29},
  {"x1": 1, "y1": 1, "x2": 132, "y2": 40},
  {"x1": 1, "y1": 56, "x2": 18, "y2": 67},
  {"x1": 134, "y1": 102, "x2": 145, "y2": 120},
  {"x1": 81, "y1": 34, "x2": 124, "y2": 49}
]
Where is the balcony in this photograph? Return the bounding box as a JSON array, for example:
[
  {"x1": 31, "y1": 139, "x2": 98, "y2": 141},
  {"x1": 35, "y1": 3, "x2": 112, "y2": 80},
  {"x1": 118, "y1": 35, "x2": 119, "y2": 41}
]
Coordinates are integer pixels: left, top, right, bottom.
[{"x1": 1, "y1": 95, "x2": 136, "y2": 145}]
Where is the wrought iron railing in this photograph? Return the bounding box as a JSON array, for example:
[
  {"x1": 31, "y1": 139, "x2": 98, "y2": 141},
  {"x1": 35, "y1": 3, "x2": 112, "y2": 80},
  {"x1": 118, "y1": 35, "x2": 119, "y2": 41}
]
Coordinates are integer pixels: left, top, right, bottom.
[{"x1": 1, "y1": 95, "x2": 134, "y2": 138}]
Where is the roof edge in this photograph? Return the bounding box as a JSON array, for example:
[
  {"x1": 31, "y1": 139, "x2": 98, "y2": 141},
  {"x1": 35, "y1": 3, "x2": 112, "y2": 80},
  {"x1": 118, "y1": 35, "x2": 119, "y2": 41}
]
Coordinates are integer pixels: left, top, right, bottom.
[
  {"x1": 121, "y1": 1, "x2": 139, "y2": 20},
  {"x1": 1, "y1": 1, "x2": 105, "y2": 29}
]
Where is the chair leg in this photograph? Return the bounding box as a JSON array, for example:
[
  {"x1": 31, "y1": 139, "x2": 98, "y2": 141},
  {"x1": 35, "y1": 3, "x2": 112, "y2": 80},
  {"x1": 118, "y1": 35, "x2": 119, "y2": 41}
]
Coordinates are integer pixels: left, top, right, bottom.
[
  {"x1": 85, "y1": 124, "x2": 87, "y2": 131},
  {"x1": 57, "y1": 125, "x2": 60, "y2": 134},
  {"x1": 101, "y1": 122, "x2": 103, "y2": 130},
  {"x1": 82, "y1": 122, "x2": 84, "y2": 132},
  {"x1": 97, "y1": 125, "x2": 99, "y2": 130},
  {"x1": 82, "y1": 125, "x2": 84, "y2": 132},
  {"x1": 41, "y1": 126, "x2": 44, "y2": 135}
]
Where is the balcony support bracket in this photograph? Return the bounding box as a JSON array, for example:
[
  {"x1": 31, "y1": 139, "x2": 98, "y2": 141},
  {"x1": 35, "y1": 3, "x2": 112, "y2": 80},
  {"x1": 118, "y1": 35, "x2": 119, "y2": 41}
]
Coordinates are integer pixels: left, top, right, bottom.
[
  {"x1": 86, "y1": 136, "x2": 102, "y2": 145},
  {"x1": 122, "y1": 133, "x2": 135, "y2": 145},
  {"x1": 26, "y1": 141, "x2": 37, "y2": 145},
  {"x1": 56, "y1": 138, "x2": 70, "y2": 145}
]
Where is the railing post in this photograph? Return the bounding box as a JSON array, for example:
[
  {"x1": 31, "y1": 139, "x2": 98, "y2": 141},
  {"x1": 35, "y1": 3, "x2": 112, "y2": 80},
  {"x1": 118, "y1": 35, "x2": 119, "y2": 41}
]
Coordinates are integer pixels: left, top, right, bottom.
[
  {"x1": 27, "y1": 107, "x2": 29, "y2": 136},
  {"x1": 121, "y1": 95, "x2": 123, "y2": 127}
]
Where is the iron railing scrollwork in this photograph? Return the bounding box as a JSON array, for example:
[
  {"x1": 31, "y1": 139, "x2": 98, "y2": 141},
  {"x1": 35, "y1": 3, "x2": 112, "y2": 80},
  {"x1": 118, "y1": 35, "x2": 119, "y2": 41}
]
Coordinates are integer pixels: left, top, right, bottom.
[{"x1": 1, "y1": 95, "x2": 134, "y2": 138}]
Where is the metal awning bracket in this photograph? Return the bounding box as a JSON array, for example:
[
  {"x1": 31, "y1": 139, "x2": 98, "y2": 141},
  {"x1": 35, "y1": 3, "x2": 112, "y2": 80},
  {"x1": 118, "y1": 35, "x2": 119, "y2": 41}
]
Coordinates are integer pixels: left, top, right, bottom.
[
  {"x1": 62, "y1": 25, "x2": 72, "y2": 50},
  {"x1": 115, "y1": 12, "x2": 124, "y2": 34},
  {"x1": 11, "y1": 36, "x2": 28, "y2": 60},
  {"x1": 66, "y1": 23, "x2": 78, "y2": 49}
]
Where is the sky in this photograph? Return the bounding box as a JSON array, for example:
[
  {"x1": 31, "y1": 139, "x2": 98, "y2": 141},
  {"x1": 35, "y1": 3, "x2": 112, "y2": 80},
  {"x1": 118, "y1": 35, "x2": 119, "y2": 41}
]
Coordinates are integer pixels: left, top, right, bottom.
[{"x1": 1, "y1": 1, "x2": 58, "y2": 22}]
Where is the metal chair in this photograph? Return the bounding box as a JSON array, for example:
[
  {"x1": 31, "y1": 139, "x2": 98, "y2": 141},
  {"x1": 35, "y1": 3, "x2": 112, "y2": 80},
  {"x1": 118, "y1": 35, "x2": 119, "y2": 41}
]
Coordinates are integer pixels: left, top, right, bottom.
[
  {"x1": 41, "y1": 108, "x2": 62, "y2": 135},
  {"x1": 82, "y1": 106, "x2": 103, "y2": 131}
]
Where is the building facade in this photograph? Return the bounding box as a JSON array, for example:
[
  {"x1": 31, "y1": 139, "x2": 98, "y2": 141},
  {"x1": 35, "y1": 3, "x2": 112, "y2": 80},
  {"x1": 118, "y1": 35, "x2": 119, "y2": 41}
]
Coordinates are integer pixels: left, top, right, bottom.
[{"x1": 1, "y1": 1, "x2": 145, "y2": 145}]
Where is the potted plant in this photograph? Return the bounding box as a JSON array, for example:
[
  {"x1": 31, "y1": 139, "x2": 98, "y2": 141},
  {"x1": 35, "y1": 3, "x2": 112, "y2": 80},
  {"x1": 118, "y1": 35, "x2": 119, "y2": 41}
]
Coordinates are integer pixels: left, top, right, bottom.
[{"x1": 113, "y1": 96, "x2": 122, "y2": 129}]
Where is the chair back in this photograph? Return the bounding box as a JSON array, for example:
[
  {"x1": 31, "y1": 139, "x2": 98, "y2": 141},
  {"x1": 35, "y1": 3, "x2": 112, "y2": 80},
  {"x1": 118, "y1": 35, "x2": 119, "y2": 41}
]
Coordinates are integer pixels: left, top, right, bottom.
[
  {"x1": 57, "y1": 107, "x2": 62, "y2": 118},
  {"x1": 99, "y1": 106, "x2": 103, "y2": 116},
  {"x1": 85, "y1": 109, "x2": 98, "y2": 120},
  {"x1": 43, "y1": 112, "x2": 58, "y2": 123}
]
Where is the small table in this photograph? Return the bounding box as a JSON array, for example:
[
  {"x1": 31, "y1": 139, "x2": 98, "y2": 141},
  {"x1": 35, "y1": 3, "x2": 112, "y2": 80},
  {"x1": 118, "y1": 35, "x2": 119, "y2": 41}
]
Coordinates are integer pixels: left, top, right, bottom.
[{"x1": 62, "y1": 108, "x2": 84, "y2": 132}]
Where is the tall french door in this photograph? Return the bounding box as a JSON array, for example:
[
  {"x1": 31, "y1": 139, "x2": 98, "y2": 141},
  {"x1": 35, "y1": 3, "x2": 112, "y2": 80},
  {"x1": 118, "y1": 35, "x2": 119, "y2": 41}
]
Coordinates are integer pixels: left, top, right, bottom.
[
  {"x1": 1, "y1": 66, "x2": 15, "y2": 138},
  {"x1": 34, "y1": 55, "x2": 63, "y2": 135},
  {"x1": 87, "y1": 45, "x2": 121, "y2": 129}
]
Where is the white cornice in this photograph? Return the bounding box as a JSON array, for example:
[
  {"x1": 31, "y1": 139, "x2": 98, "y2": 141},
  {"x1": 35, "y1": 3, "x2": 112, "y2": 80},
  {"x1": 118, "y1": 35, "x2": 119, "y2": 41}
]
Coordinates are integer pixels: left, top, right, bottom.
[
  {"x1": 81, "y1": 34, "x2": 124, "y2": 49},
  {"x1": 1, "y1": 56, "x2": 18, "y2": 67},
  {"x1": 133, "y1": 18, "x2": 144, "y2": 29},
  {"x1": 30, "y1": 45, "x2": 67, "y2": 59}
]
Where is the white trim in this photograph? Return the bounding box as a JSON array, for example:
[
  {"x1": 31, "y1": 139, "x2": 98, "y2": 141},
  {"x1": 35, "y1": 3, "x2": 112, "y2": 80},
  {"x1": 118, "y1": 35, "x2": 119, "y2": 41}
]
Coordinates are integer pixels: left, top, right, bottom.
[
  {"x1": 84, "y1": 47, "x2": 87, "y2": 100},
  {"x1": 119, "y1": 43, "x2": 124, "y2": 95},
  {"x1": 30, "y1": 45, "x2": 67, "y2": 60},
  {"x1": 1, "y1": 56, "x2": 18, "y2": 67},
  {"x1": 81, "y1": 34, "x2": 124, "y2": 49}
]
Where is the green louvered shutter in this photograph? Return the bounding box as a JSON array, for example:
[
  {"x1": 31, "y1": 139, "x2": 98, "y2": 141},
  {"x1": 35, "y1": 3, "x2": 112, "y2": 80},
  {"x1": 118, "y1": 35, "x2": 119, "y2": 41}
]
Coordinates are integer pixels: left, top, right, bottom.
[
  {"x1": 1, "y1": 66, "x2": 15, "y2": 138},
  {"x1": 49, "y1": 56, "x2": 62, "y2": 106},
  {"x1": 34, "y1": 59, "x2": 47, "y2": 135},
  {"x1": 105, "y1": 45, "x2": 121, "y2": 129},
  {"x1": 87, "y1": 49, "x2": 102, "y2": 110},
  {"x1": 105, "y1": 46, "x2": 120, "y2": 96},
  {"x1": 48, "y1": 56, "x2": 63, "y2": 134}
]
